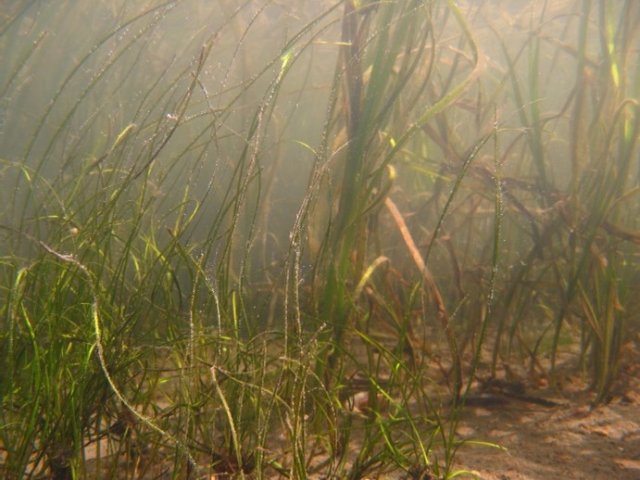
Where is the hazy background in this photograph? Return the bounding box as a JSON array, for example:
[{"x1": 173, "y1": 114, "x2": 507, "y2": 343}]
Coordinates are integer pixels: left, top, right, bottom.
[{"x1": 1, "y1": 0, "x2": 638, "y2": 291}]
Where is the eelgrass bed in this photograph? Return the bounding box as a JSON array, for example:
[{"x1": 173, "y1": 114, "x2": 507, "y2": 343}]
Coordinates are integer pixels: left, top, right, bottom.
[{"x1": 1, "y1": 1, "x2": 639, "y2": 478}]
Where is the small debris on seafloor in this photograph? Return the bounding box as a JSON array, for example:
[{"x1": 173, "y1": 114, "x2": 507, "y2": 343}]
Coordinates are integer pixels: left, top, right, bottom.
[{"x1": 344, "y1": 390, "x2": 389, "y2": 415}]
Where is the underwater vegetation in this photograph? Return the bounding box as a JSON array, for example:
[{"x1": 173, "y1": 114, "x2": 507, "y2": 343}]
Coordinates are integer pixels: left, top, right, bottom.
[{"x1": 1, "y1": 0, "x2": 639, "y2": 478}]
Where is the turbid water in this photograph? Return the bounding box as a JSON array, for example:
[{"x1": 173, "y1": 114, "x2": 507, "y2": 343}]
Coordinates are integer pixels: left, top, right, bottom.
[{"x1": 1, "y1": 1, "x2": 639, "y2": 478}]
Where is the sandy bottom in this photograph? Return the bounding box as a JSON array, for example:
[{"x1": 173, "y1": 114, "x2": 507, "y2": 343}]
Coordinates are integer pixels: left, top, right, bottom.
[
  {"x1": 33, "y1": 336, "x2": 640, "y2": 479},
  {"x1": 451, "y1": 354, "x2": 640, "y2": 480},
  {"x1": 453, "y1": 396, "x2": 640, "y2": 480}
]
